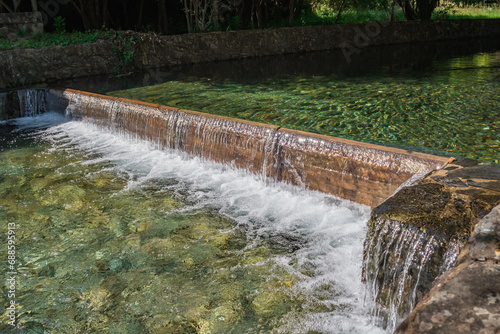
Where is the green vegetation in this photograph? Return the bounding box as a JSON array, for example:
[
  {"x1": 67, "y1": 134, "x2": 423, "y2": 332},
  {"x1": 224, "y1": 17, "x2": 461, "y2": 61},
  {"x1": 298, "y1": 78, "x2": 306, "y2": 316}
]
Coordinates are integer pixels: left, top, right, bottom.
[
  {"x1": 434, "y1": 5, "x2": 500, "y2": 19},
  {"x1": 53, "y1": 16, "x2": 67, "y2": 34},
  {"x1": 290, "y1": 8, "x2": 406, "y2": 27},
  {"x1": 0, "y1": 31, "x2": 100, "y2": 51}
]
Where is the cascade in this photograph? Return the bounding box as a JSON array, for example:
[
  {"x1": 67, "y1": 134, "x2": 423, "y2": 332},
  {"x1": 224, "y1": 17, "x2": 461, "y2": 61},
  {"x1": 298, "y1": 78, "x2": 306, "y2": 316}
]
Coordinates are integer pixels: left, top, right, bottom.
[
  {"x1": 173, "y1": 109, "x2": 279, "y2": 176},
  {"x1": 17, "y1": 89, "x2": 46, "y2": 117},
  {"x1": 363, "y1": 215, "x2": 465, "y2": 332}
]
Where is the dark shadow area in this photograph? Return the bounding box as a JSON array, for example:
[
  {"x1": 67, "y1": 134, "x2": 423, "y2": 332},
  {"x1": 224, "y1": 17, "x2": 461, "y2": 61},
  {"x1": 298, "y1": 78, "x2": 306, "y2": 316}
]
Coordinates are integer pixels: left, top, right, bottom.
[{"x1": 55, "y1": 36, "x2": 500, "y2": 94}]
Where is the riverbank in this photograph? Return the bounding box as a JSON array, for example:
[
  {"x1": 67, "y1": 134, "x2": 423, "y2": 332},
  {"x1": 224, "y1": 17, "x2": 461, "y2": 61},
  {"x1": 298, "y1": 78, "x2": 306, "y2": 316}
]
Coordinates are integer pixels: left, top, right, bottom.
[{"x1": 1, "y1": 19, "x2": 500, "y2": 90}]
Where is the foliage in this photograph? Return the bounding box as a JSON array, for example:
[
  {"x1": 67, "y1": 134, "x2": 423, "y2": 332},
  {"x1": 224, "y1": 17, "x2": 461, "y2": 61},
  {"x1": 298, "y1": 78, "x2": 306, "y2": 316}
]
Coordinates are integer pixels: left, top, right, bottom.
[
  {"x1": 3, "y1": 0, "x2": 498, "y2": 35},
  {"x1": 435, "y1": 4, "x2": 500, "y2": 19},
  {"x1": 0, "y1": 31, "x2": 100, "y2": 51},
  {"x1": 111, "y1": 32, "x2": 140, "y2": 74},
  {"x1": 53, "y1": 16, "x2": 67, "y2": 34}
]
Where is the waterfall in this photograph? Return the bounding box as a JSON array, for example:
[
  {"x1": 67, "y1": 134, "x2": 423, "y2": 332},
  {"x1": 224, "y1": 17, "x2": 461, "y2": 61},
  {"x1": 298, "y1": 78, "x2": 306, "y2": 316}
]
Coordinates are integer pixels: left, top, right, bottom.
[
  {"x1": 17, "y1": 89, "x2": 46, "y2": 117},
  {"x1": 363, "y1": 217, "x2": 464, "y2": 332},
  {"x1": 174, "y1": 110, "x2": 279, "y2": 177},
  {"x1": 42, "y1": 88, "x2": 450, "y2": 209}
]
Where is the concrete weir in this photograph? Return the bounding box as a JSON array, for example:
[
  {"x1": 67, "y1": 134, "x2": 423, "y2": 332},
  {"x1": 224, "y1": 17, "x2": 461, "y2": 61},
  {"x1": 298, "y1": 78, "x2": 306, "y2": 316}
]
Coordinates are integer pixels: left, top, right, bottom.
[{"x1": 46, "y1": 87, "x2": 451, "y2": 208}]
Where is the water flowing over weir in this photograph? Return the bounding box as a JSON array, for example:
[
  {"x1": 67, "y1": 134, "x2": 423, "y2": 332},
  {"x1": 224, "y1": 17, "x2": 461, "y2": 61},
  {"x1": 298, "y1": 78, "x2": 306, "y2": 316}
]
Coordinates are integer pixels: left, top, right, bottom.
[
  {"x1": 8, "y1": 87, "x2": 458, "y2": 332},
  {"x1": 362, "y1": 219, "x2": 464, "y2": 331},
  {"x1": 45, "y1": 87, "x2": 451, "y2": 208}
]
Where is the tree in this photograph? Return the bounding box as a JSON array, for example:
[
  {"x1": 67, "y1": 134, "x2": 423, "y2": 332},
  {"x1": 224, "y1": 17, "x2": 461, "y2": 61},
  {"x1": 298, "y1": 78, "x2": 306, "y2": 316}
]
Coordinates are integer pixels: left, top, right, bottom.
[
  {"x1": 69, "y1": 0, "x2": 111, "y2": 30},
  {"x1": 397, "y1": 0, "x2": 439, "y2": 20}
]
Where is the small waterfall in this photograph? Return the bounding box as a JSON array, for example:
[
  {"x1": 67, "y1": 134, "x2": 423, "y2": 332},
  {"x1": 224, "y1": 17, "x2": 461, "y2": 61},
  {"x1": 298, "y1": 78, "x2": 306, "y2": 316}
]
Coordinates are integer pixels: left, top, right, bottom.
[
  {"x1": 17, "y1": 89, "x2": 46, "y2": 117},
  {"x1": 363, "y1": 217, "x2": 464, "y2": 332},
  {"x1": 49, "y1": 89, "x2": 280, "y2": 179},
  {"x1": 61, "y1": 91, "x2": 180, "y2": 150},
  {"x1": 37, "y1": 88, "x2": 460, "y2": 333},
  {"x1": 173, "y1": 110, "x2": 279, "y2": 176}
]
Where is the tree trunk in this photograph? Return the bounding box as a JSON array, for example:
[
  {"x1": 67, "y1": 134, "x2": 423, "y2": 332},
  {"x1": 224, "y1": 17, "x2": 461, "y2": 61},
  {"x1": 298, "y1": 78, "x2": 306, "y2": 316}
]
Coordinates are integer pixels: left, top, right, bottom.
[
  {"x1": 12, "y1": 0, "x2": 21, "y2": 12},
  {"x1": 137, "y1": 0, "x2": 145, "y2": 28},
  {"x1": 256, "y1": 0, "x2": 262, "y2": 28},
  {"x1": 416, "y1": 0, "x2": 438, "y2": 20},
  {"x1": 390, "y1": 0, "x2": 396, "y2": 21},
  {"x1": 397, "y1": 0, "x2": 416, "y2": 20},
  {"x1": 288, "y1": 0, "x2": 294, "y2": 25},
  {"x1": 0, "y1": 0, "x2": 14, "y2": 13},
  {"x1": 335, "y1": 0, "x2": 348, "y2": 23},
  {"x1": 158, "y1": 0, "x2": 168, "y2": 34},
  {"x1": 183, "y1": 0, "x2": 193, "y2": 32}
]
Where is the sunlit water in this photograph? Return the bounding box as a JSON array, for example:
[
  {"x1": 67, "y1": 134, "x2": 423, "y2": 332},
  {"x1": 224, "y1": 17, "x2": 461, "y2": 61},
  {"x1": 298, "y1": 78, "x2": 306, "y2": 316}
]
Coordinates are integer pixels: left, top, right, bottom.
[
  {"x1": 0, "y1": 113, "x2": 385, "y2": 333},
  {"x1": 109, "y1": 50, "x2": 500, "y2": 162}
]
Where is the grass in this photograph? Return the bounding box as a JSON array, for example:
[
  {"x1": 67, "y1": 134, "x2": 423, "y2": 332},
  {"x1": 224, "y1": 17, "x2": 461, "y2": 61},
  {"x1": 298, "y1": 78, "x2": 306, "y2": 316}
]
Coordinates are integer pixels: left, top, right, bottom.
[
  {"x1": 0, "y1": 31, "x2": 100, "y2": 51},
  {"x1": 290, "y1": 4, "x2": 500, "y2": 27},
  {"x1": 298, "y1": 7, "x2": 406, "y2": 26},
  {"x1": 434, "y1": 5, "x2": 500, "y2": 19}
]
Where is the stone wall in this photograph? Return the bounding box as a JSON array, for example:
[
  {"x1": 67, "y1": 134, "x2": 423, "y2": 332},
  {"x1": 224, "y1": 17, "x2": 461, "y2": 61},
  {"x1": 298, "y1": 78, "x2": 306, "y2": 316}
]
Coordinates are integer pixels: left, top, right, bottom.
[
  {"x1": 133, "y1": 19, "x2": 500, "y2": 69},
  {"x1": 0, "y1": 12, "x2": 43, "y2": 40},
  {"x1": 0, "y1": 41, "x2": 117, "y2": 89},
  {"x1": 1, "y1": 19, "x2": 500, "y2": 89},
  {"x1": 364, "y1": 160, "x2": 500, "y2": 331}
]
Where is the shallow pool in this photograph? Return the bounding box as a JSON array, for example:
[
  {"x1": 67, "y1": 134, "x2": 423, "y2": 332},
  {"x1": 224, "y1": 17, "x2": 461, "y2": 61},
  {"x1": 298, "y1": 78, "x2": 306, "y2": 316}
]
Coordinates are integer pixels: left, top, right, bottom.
[{"x1": 1, "y1": 113, "x2": 384, "y2": 333}]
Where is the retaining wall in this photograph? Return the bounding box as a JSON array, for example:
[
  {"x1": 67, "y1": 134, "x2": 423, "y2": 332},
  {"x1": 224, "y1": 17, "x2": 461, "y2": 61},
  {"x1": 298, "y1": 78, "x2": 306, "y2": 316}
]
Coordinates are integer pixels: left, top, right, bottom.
[
  {"x1": 1, "y1": 19, "x2": 500, "y2": 89},
  {"x1": 0, "y1": 12, "x2": 43, "y2": 40}
]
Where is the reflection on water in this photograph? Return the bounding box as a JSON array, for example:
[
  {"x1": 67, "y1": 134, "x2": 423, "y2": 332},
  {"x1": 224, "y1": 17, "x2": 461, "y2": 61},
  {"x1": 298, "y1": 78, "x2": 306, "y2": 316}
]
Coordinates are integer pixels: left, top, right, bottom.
[
  {"x1": 79, "y1": 39, "x2": 500, "y2": 162},
  {"x1": 104, "y1": 40, "x2": 500, "y2": 162},
  {"x1": 0, "y1": 113, "x2": 384, "y2": 333}
]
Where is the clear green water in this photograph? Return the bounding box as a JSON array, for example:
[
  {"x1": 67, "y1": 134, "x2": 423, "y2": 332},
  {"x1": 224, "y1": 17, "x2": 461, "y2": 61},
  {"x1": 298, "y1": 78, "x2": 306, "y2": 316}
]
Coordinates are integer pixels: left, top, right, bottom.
[
  {"x1": 1, "y1": 114, "x2": 381, "y2": 333},
  {"x1": 109, "y1": 51, "x2": 500, "y2": 162}
]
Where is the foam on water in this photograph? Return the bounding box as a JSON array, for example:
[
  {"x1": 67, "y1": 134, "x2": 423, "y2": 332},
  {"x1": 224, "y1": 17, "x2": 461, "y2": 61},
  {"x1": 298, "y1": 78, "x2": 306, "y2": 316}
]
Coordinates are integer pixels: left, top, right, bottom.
[{"x1": 11, "y1": 113, "x2": 386, "y2": 333}]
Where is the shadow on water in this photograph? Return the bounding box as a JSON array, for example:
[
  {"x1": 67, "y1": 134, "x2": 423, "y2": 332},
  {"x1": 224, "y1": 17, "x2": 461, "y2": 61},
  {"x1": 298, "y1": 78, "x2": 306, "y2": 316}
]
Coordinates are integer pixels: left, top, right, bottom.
[
  {"x1": 56, "y1": 37, "x2": 500, "y2": 93},
  {"x1": 50, "y1": 37, "x2": 500, "y2": 162}
]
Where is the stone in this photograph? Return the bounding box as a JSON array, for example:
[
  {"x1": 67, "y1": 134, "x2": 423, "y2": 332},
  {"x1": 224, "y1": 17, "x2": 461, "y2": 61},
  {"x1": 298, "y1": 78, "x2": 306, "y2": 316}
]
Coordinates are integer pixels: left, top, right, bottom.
[
  {"x1": 396, "y1": 261, "x2": 500, "y2": 333},
  {"x1": 364, "y1": 162, "x2": 500, "y2": 323},
  {"x1": 0, "y1": 12, "x2": 43, "y2": 41}
]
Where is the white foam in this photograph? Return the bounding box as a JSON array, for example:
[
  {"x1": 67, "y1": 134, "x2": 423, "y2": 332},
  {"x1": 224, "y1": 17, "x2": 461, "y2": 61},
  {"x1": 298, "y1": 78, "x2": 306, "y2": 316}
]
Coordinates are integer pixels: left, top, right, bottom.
[
  {"x1": 33, "y1": 116, "x2": 385, "y2": 333},
  {"x1": 7, "y1": 111, "x2": 67, "y2": 131}
]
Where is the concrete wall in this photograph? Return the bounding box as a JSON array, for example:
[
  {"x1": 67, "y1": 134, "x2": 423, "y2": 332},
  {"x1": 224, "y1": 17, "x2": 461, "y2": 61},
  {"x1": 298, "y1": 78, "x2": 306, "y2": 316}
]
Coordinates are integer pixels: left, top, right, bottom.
[
  {"x1": 0, "y1": 12, "x2": 43, "y2": 40},
  {"x1": 1, "y1": 19, "x2": 500, "y2": 89}
]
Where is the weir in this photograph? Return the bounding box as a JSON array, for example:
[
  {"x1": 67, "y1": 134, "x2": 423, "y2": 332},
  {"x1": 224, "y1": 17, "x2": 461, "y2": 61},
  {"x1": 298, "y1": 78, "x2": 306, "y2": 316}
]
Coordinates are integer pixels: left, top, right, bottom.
[
  {"x1": 45, "y1": 87, "x2": 450, "y2": 208},
  {"x1": 3, "y1": 87, "x2": 494, "y2": 333}
]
